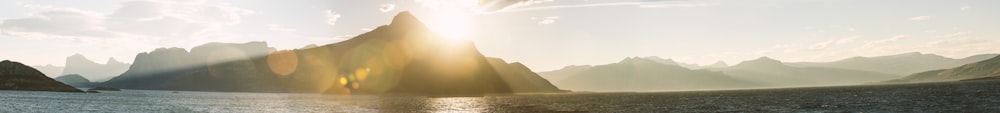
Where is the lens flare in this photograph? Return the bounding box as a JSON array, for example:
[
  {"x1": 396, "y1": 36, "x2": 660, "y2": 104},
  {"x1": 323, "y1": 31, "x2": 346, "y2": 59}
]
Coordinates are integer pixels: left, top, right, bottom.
[{"x1": 267, "y1": 50, "x2": 298, "y2": 76}]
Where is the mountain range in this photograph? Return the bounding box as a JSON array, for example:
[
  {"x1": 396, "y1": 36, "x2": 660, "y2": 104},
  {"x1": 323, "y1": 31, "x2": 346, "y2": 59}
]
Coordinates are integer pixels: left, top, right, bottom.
[
  {"x1": 539, "y1": 52, "x2": 996, "y2": 91},
  {"x1": 788, "y1": 52, "x2": 997, "y2": 75},
  {"x1": 61, "y1": 54, "x2": 131, "y2": 81},
  {"x1": 549, "y1": 57, "x2": 760, "y2": 91},
  {"x1": 98, "y1": 12, "x2": 563, "y2": 96},
  {"x1": 886, "y1": 55, "x2": 1000, "y2": 83}
]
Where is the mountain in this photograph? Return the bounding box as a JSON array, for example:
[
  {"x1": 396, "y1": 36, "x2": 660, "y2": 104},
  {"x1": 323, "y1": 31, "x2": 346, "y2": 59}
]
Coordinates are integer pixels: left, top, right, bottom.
[
  {"x1": 724, "y1": 57, "x2": 898, "y2": 86},
  {"x1": 789, "y1": 52, "x2": 998, "y2": 75},
  {"x1": 706, "y1": 61, "x2": 729, "y2": 69},
  {"x1": 537, "y1": 65, "x2": 592, "y2": 83},
  {"x1": 642, "y1": 56, "x2": 701, "y2": 69},
  {"x1": 886, "y1": 55, "x2": 1000, "y2": 83},
  {"x1": 61, "y1": 54, "x2": 131, "y2": 81},
  {"x1": 54, "y1": 74, "x2": 92, "y2": 87},
  {"x1": 485, "y1": 58, "x2": 563, "y2": 93},
  {"x1": 101, "y1": 11, "x2": 559, "y2": 96},
  {"x1": 30, "y1": 64, "x2": 63, "y2": 78},
  {"x1": 544, "y1": 57, "x2": 761, "y2": 91},
  {"x1": 0, "y1": 60, "x2": 83, "y2": 92}
]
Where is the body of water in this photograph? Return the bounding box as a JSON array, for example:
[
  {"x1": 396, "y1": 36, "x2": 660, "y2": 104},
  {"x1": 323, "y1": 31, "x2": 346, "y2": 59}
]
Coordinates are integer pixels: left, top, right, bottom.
[{"x1": 3, "y1": 80, "x2": 1000, "y2": 112}]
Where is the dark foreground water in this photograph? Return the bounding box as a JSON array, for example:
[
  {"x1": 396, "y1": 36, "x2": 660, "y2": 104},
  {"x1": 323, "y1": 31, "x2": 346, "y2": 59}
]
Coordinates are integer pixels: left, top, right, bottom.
[{"x1": 3, "y1": 80, "x2": 1000, "y2": 113}]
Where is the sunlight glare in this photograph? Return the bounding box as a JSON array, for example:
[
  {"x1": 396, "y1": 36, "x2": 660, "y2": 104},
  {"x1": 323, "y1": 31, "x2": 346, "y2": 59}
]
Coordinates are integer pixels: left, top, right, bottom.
[{"x1": 422, "y1": 0, "x2": 479, "y2": 41}]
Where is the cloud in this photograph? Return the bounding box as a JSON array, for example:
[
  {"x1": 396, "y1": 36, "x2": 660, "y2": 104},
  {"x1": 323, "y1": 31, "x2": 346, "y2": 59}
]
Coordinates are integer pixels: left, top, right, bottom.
[
  {"x1": 961, "y1": 6, "x2": 971, "y2": 11},
  {"x1": 910, "y1": 16, "x2": 931, "y2": 21},
  {"x1": 807, "y1": 36, "x2": 857, "y2": 51},
  {"x1": 478, "y1": 0, "x2": 555, "y2": 12},
  {"x1": 491, "y1": 0, "x2": 717, "y2": 13},
  {"x1": 534, "y1": 16, "x2": 559, "y2": 24},
  {"x1": 0, "y1": 8, "x2": 117, "y2": 38},
  {"x1": 325, "y1": 10, "x2": 341, "y2": 26},
  {"x1": 380, "y1": 4, "x2": 396, "y2": 13},
  {"x1": 1, "y1": 1, "x2": 255, "y2": 48}
]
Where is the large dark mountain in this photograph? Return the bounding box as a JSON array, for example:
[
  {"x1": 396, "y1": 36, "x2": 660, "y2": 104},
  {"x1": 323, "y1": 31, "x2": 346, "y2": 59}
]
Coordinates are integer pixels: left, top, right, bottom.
[
  {"x1": 724, "y1": 57, "x2": 897, "y2": 86},
  {"x1": 886, "y1": 55, "x2": 1000, "y2": 83},
  {"x1": 101, "y1": 12, "x2": 560, "y2": 96},
  {"x1": 0, "y1": 60, "x2": 82, "y2": 92},
  {"x1": 548, "y1": 57, "x2": 761, "y2": 91},
  {"x1": 61, "y1": 54, "x2": 131, "y2": 81},
  {"x1": 789, "y1": 52, "x2": 997, "y2": 75}
]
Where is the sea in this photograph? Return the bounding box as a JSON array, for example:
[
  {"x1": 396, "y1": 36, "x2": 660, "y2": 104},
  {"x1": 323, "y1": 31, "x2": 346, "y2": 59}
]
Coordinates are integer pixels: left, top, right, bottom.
[{"x1": 3, "y1": 80, "x2": 1000, "y2": 113}]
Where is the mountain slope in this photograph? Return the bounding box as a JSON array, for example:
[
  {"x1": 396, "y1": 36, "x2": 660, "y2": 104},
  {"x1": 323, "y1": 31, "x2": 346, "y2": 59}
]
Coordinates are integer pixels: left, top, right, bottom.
[
  {"x1": 485, "y1": 58, "x2": 563, "y2": 93},
  {"x1": 0, "y1": 60, "x2": 82, "y2": 92},
  {"x1": 549, "y1": 57, "x2": 761, "y2": 91},
  {"x1": 54, "y1": 74, "x2": 92, "y2": 87},
  {"x1": 886, "y1": 55, "x2": 1000, "y2": 83},
  {"x1": 101, "y1": 12, "x2": 557, "y2": 96},
  {"x1": 725, "y1": 57, "x2": 898, "y2": 86},
  {"x1": 789, "y1": 52, "x2": 997, "y2": 75},
  {"x1": 61, "y1": 54, "x2": 131, "y2": 81},
  {"x1": 30, "y1": 64, "x2": 64, "y2": 78}
]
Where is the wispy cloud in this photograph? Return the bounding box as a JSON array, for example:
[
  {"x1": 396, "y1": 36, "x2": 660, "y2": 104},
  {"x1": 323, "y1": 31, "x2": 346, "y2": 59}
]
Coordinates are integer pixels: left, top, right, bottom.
[
  {"x1": 325, "y1": 10, "x2": 341, "y2": 26},
  {"x1": 533, "y1": 16, "x2": 560, "y2": 25},
  {"x1": 380, "y1": 4, "x2": 396, "y2": 13},
  {"x1": 910, "y1": 16, "x2": 931, "y2": 21},
  {"x1": 494, "y1": 0, "x2": 717, "y2": 13},
  {"x1": 960, "y1": 6, "x2": 971, "y2": 11}
]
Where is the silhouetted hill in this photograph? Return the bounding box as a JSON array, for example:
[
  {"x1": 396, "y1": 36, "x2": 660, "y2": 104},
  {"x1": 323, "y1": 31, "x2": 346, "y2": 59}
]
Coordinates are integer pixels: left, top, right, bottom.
[
  {"x1": 100, "y1": 11, "x2": 559, "y2": 96},
  {"x1": 547, "y1": 57, "x2": 761, "y2": 91},
  {"x1": 725, "y1": 57, "x2": 897, "y2": 86},
  {"x1": 0, "y1": 60, "x2": 82, "y2": 92},
  {"x1": 54, "y1": 74, "x2": 92, "y2": 87},
  {"x1": 789, "y1": 52, "x2": 998, "y2": 75},
  {"x1": 61, "y1": 54, "x2": 130, "y2": 81},
  {"x1": 886, "y1": 55, "x2": 1000, "y2": 83}
]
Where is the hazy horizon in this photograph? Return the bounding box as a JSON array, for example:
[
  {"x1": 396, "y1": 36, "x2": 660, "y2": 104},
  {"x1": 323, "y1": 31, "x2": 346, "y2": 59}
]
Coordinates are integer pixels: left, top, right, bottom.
[{"x1": 2, "y1": 0, "x2": 998, "y2": 71}]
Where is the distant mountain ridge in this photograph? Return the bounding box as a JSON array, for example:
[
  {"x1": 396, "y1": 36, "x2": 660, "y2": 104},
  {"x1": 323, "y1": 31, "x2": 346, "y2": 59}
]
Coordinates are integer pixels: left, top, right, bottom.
[
  {"x1": 61, "y1": 54, "x2": 131, "y2": 81},
  {"x1": 789, "y1": 52, "x2": 998, "y2": 75},
  {"x1": 886, "y1": 55, "x2": 1000, "y2": 83},
  {"x1": 724, "y1": 57, "x2": 897, "y2": 86},
  {"x1": 541, "y1": 56, "x2": 899, "y2": 91},
  {"x1": 548, "y1": 57, "x2": 761, "y2": 91}
]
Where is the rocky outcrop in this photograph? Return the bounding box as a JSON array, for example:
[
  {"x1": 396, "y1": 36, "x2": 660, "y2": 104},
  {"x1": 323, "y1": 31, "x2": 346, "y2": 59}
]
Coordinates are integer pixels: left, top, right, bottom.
[{"x1": 0, "y1": 60, "x2": 83, "y2": 92}]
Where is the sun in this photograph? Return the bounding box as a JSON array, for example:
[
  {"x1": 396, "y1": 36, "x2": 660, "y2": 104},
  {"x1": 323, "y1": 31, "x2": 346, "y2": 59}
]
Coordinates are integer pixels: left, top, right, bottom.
[{"x1": 421, "y1": 0, "x2": 479, "y2": 40}]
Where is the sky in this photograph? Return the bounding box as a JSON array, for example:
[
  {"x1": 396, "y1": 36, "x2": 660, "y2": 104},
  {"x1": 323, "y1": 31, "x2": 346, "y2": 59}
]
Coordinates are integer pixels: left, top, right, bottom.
[{"x1": 1, "y1": 0, "x2": 998, "y2": 71}]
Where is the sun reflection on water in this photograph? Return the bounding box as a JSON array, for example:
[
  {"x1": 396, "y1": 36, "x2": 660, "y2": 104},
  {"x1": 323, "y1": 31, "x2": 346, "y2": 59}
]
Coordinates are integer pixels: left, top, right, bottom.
[{"x1": 427, "y1": 97, "x2": 489, "y2": 113}]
